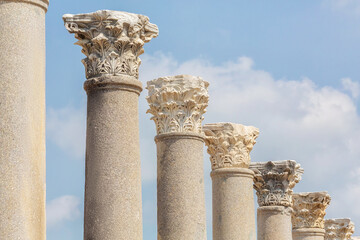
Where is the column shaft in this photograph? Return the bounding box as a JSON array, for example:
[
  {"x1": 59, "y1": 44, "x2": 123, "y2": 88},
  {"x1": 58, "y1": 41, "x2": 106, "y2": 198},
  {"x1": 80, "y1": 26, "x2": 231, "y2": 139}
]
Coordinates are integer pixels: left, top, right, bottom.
[
  {"x1": 84, "y1": 80, "x2": 142, "y2": 240},
  {"x1": 0, "y1": 1, "x2": 47, "y2": 239},
  {"x1": 211, "y1": 169, "x2": 256, "y2": 240},
  {"x1": 293, "y1": 228, "x2": 325, "y2": 240},
  {"x1": 156, "y1": 133, "x2": 207, "y2": 240},
  {"x1": 257, "y1": 206, "x2": 293, "y2": 240}
]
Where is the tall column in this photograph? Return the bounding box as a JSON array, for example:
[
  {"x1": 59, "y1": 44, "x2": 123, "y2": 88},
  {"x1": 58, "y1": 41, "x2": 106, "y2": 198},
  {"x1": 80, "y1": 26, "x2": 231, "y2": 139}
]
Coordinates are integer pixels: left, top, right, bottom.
[
  {"x1": 292, "y1": 192, "x2": 331, "y2": 240},
  {"x1": 203, "y1": 122, "x2": 259, "y2": 240},
  {"x1": 0, "y1": 0, "x2": 49, "y2": 239},
  {"x1": 63, "y1": 10, "x2": 158, "y2": 240},
  {"x1": 325, "y1": 219, "x2": 355, "y2": 240},
  {"x1": 146, "y1": 75, "x2": 209, "y2": 240},
  {"x1": 250, "y1": 160, "x2": 304, "y2": 240}
]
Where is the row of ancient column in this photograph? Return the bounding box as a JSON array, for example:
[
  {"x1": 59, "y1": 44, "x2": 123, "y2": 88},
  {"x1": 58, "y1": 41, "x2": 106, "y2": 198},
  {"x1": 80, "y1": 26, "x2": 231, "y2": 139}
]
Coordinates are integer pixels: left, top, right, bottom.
[
  {"x1": 61, "y1": 10, "x2": 356, "y2": 240},
  {"x1": 0, "y1": 4, "x2": 357, "y2": 240}
]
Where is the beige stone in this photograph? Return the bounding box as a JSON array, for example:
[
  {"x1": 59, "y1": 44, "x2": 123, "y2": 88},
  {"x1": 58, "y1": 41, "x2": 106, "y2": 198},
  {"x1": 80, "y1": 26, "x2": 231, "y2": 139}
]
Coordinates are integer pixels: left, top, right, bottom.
[
  {"x1": 325, "y1": 219, "x2": 355, "y2": 240},
  {"x1": 257, "y1": 206, "x2": 293, "y2": 240},
  {"x1": 292, "y1": 192, "x2": 331, "y2": 240},
  {"x1": 250, "y1": 160, "x2": 304, "y2": 240},
  {"x1": 147, "y1": 75, "x2": 208, "y2": 240},
  {"x1": 203, "y1": 122, "x2": 259, "y2": 240},
  {"x1": 63, "y1": 10, "x2": 158, "y2": 240},
  {"x1": 0, "y1": 0, "x2": 48, "y2": 239}
]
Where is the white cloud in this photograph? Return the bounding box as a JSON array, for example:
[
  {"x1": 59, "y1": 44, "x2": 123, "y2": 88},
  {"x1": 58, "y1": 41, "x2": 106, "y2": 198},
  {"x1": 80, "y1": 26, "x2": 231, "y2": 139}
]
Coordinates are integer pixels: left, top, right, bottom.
[
  {"x1": 47, "y1": 106, "x2": 86, "y2": 159},
  {"x1": 323, "y1": 0, "x2": 360, "y2": 15},
  {"x1": 328, "y1": 168, "x2": 360, "y2": 220},
  {"x1": 47, "y1": 195, "x2": 81, "y2": 228},
  {"x1": 342, "y1": 77, "x2": 360, "y2": 98}
]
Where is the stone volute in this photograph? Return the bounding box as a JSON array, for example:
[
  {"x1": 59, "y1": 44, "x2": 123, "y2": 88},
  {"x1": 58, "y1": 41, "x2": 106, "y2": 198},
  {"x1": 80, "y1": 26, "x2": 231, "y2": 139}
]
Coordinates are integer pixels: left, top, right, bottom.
[{"x1": 63, "y1": 10, "x2": 158, "y2": 92}]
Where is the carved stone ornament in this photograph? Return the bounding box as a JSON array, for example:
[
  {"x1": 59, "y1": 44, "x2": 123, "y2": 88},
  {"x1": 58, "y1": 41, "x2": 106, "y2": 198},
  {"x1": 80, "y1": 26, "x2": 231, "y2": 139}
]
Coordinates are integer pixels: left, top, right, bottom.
[
  {"x1": 146, "y1": 75, "x2": 209, "y2": 135},
  {"x1": 325, "y1": 219, "x2": 355, "y2": 240},
  {"x1": 292, "y1": 192, "x2": 331, "y2": 229},
  {"x1": 249, "y1": 160, "x2": 304, "y2": 207},
  {"x1": 203, "y1": 123, "x2": 259, "y2": 170},
  {"x1": 63, "y1": 10, "x2": 159, "y2": 79}
]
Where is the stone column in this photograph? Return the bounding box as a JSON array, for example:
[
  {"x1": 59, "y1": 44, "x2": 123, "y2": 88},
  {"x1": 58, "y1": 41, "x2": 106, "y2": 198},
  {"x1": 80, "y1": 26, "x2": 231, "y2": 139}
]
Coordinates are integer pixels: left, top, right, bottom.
[
  {"x1": 325, "y1": 219, "x2": 355, "y2": 240},
  {"x1": 0, "y1": 1, "x2": 49, "y2": 239},
  {"x1": 292, "y1": 192, "x2": 331, "y2": 240},
  {"x1": 250, "y1": 160, "x2": 304, "y2": 240},
  {"x1": 203, "y1": 122, "x2": 259, "y2": 240},
  {"x1": 146, "y1": 75, "x2": 209, "y2": 240},
  {"x1": 63, "y1": 10, "x2": 158, "y2": 240}
]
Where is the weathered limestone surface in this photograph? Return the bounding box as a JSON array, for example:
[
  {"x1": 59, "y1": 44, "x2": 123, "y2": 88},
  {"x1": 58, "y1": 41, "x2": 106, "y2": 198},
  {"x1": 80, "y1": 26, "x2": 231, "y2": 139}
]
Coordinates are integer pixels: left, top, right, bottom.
[
  {"x1": 250, "y1": 160, "x2": 304, "y2": 240},
  {"x1": 147, "y1": 75, "x2": 208, "y2": 240},
  {"x1": 204, "y1": 122, "x2": 259, "y2": 240},
  {"x1": 0, "y1": 1, "x2": 48, "y2": 239},
  {"x1": 325, "y1": 219, "x2": 355, "y2": 240},
  {"x1": 63, "y1": 10, "x2": 158, "y2": 240},
  {"x1": 292, "y1": 192, "x2": 331, "y2": 240}
]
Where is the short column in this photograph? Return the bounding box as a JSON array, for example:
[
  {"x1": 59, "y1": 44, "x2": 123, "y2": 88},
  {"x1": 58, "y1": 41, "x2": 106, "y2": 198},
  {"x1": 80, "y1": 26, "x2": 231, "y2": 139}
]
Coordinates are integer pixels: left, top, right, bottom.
[
  {"x1": 146, "y1": 75, "x2": 209, "y2": 240},
  {"x1": 292, "y1": 192, "x2": 331, "y2": 240},
  {"x1": 63, "y1": 10, "x2": 158, "y2": 240},
  {"x1": 250, "y1": 160, "x2": 304, "y2": 240},
  {"x1": 0, "y1": 0, "x2": 49, "y2": 239},
  {"x1": 325, "y1": 219, "x2": 355, "y2": 240},
  {"x1": 203, "y1": 122, "x2": 259, "y2": 240}
]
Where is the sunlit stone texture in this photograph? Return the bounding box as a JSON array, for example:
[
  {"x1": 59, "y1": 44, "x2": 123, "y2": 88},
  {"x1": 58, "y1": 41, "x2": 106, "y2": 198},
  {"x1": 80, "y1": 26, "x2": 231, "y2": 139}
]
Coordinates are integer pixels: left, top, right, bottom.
[
  {"x1": 325, "y1": 219, "x2": 355, "y2": 240},
  {"x1": 0, "y1": 0, "x2": 49, "y2": 239},
  {"x1": 63, "y1": 10, "x2": 158, "y2": 240},
  {"x1": 292, "y1": 192, "x2": 331, "y2": 240},
  {"x1": 147, "y1": 75, "x2": 209, "y2": 240},
  {"x1": 203, "y1": 122, "x2": 259, "y2": 240},
  {"x1": 250, "y1": 160, "x2": 304, "y2": 240}
]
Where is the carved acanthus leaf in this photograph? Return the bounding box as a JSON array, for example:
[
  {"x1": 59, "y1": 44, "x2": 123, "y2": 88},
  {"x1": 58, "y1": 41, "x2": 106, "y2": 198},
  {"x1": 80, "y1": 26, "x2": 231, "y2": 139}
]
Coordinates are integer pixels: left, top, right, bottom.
[
  {"x1": 146, "y1": 75, "x2": 209, "y2": 135},
  {"x1": 325, "y1": 219, "x2": 355, "y2": 240},
  {"x1": 203, "y1": 123, "x2": 259, "y2": 170},
  {"x1": 292, "y1": 192, "x2": 331, "y2": 229},
  {"x1": 63, "y1": 10, "x2": 158, "y2": 79},
  {"x1": 249, "y1": 160, "x2": 304, "y2": 207}
]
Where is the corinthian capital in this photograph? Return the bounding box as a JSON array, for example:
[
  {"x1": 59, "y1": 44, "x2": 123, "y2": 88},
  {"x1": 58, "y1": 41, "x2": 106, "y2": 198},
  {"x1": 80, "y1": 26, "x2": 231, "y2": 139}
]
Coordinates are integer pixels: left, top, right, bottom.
[
  {"x1": 63, "y1": 10, "x2": 158, "y2": 80},
  {"x1": 292, "y1": 192, "x2": 331, "y2": 229},
  {"x1": 146, "y1": 75, "x2": 209, "y2": 135},
  {"x1": 325, "y1": 219, "x2": 355, "y2": 240},
  {"x1": 249, "y1": 160, "x2": 304, "y2": 207},
  {"x1": 203, "y1": 123, "x2": 259, "y2": 170}
]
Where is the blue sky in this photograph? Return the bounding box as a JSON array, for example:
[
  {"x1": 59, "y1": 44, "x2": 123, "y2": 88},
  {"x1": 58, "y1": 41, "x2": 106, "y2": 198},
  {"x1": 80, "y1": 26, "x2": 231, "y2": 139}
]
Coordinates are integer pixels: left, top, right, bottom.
[{"x1": 46, "y1": 1, "x2": 360, "y2": 239}]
